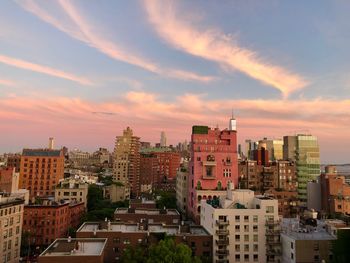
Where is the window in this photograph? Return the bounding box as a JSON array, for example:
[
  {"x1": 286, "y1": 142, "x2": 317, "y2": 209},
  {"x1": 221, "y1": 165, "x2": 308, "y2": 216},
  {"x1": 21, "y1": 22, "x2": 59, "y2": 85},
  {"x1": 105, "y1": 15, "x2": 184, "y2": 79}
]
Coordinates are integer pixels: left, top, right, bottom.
[
  {"x1": 244, "y1": 235, "x2": 249, "y2": 242},
  {"x1": 291, "y1": 242, "x2": 294, "y2": 249},
  {"x1": 244, "y1": 254, "x2": 249, "y2": 262},
  {"x1": 244, "y1": 225, "x2": 249, "y2": 232},
  {"x1": 266, "y1": 206, "x2": 274, "y2": 213},
  {"x1": 253, "y1": 244, "x2": 258, "y2": 251},
  {"x1": 253, "y1": 215, "x2": 258, "y2": 223},
  {"x1": 253, "y1": 235, "x2": 258, "y2": 242},
  {"x1": 253, "y1": 254, "x2": 258, "y2": 261},
  {"x1": 291, "y1": 253, "x2": 294, "y2": 259},
  {"x1": 253, "y1": 225, "x2": 258, "y2": 232},
  {"x1": 235, "y1": 244, "x2": 240, "y2": 252},
  {"x1": 235, "y1": 235, "x2": 240, "y2": 241},
  {"x1": 235, "y1": 225, "x2": 240, "y2": 232},
  {"x1": 235, "y1": 215, "x2": 240, "y2": 222},
  {"x1": 235, "y1": 254, "x2": 240, "y2": 261},
  {"x1": 244, "y1": 215, "x2": 249, "y2": 222},
  {"x1": 244, "y1": 244, "x2": 249, "y2": 252}
]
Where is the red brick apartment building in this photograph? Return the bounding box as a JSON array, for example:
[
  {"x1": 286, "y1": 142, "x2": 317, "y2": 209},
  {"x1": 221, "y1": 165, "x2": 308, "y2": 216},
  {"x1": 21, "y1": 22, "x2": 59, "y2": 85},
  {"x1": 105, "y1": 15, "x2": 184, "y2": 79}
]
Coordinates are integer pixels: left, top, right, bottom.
[
  {"x1": 23, "y1": 200, "x2": 85, "y2": 246},
  {"x1": 19, "y1": 149, "x2": 64, "y2": 198},
  {"x1": 114, "y1": 207, "x2": 180, "y2": 224}
]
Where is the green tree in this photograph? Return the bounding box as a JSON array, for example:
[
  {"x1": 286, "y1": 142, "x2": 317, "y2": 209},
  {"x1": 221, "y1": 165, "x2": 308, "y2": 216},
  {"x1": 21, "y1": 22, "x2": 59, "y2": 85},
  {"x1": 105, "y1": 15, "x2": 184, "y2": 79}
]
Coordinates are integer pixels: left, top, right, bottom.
[
  {"x1": 121, "y1": 245, "x2": 147, "y2": 263},
  {"x1": 147, "y1": 238, "x2": 201, "y2": 263},
  {"x1": 156, "y1": 191, "x2": 177, "y2": 209},
  {"x1": 332, "y1": 229, "x2": 350, "y2": 263},
  {"x1": 87, "y1": 184, "x2": 103, "y2": 211}
]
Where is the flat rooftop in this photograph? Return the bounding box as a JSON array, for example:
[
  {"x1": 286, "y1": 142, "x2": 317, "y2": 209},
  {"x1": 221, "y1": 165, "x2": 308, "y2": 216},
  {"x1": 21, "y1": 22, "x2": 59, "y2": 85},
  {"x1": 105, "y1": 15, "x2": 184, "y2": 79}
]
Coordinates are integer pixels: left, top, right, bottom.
[
  {"x1": 40, "y1": 238, "x2": 107, "y2": 257},
  {"x1": 22, "y1": 149, "x2": 62, "y2": 157},
  {"x1": 115, "y1": 208, "x2": 179, "y2": 215},
  {"x1": 78, "y1": 222, "x2": 210, "y2": 236},
  {"x1": 281, "y1": 218, "x2": 337, "y2": 241}
]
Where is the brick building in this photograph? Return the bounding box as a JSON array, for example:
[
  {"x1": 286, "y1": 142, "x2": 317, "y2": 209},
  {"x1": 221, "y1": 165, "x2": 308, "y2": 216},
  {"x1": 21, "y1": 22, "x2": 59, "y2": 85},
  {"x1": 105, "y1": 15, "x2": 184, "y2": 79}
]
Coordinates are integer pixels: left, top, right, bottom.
[
  {"x1": 23, "y1": 200, "x2": 85, "y2": 246},
  {"x1": 6, "y1": 154, "x2": 21, "y2": 173},
  {"x1": 188, "y1": 122, "x2": 239, "y2": 223},
  {"x1": 114, "y1": 207, "x2": 180, "y2": 224},
  {"x1": 19, "y1": 149, "x2": 64, "y2": 198},
  {"x1": 140, "y1": 153, "x2": 158, "y2": 192},
  {"x1": 77, "y1": 222, "x2": 212, "y2": 263},
  {"x1": 321, "y1": 166, "x2": 350, "y2": 216},
  {"x1": 38, "y1": 238, "x2": 107, "y2": 263},
  {"x1": 0, "y1": 167, "x2": 19, "y2": 193}
]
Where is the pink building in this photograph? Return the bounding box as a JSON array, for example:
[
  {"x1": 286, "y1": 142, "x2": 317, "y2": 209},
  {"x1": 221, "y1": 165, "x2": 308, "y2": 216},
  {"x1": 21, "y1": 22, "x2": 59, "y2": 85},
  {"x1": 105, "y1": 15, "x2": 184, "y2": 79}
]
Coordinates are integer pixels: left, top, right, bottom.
[{"x1": 188, "y1": 119, "x2": 238, "y2": 222}]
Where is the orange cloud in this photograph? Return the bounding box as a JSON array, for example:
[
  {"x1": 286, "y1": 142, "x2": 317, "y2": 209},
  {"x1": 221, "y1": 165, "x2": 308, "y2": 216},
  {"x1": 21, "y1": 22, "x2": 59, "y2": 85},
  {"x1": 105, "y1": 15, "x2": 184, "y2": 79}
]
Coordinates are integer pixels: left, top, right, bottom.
[
  {"x1": 17, "y1": 0, "x2": 214, "y2": 83},
  {"x1": 0, "y1": 54, "x2": 92, "y2": 85},
  {"x1": 144, "y1": 1, "x2": 308, "y2": 98},
  {"x1": 0, "y1": 78, "x2": 16, "y2": 87}
]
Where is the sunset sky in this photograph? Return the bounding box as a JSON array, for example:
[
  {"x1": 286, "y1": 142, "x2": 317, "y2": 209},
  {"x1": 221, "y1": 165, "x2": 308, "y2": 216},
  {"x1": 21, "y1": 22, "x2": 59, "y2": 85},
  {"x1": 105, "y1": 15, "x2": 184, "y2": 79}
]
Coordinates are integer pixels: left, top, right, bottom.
[{"x1": 1, "y1": 0, "x2": 350, "y2": 163}]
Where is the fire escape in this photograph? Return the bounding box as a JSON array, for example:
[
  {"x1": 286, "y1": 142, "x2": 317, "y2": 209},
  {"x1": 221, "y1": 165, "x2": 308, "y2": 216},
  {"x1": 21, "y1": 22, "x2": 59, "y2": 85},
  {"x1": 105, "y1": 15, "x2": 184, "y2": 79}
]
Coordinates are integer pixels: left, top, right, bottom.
[
  {"x1": 265, "y1": 219, "x2": 281, "y2": 263},
  {"x1": 215, "y1": 218, "x2": 229, "y2": 263}
]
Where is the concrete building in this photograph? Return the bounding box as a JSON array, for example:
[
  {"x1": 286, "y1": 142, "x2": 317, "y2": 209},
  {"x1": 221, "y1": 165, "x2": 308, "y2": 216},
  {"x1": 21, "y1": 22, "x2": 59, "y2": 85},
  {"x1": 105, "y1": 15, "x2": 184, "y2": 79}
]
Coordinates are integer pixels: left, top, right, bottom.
[
  {"x1": 201, "y1": 189, "x2": 280, "y2": 263},
  {"x1": 103, "y1": 183, "x2": 128, "y2": 202},
  {"x1": 38, "y1": 238, "x2": 107, "y2": 263},
  {"x1": 113, "y1": 127, "x2": 140, "y2": 198},
  {"x1": 23, "y1": 200, "x2": 85, "y2": 246},
  {"x1": 55, "y1": 179, "x2": 89, "y2": 208},
  {"x1": 0, "y1": 195, "x2": 25, "y2": 263},
  {"x1": 77, "y1": 221, "x2": 212, "y2": 263},
  {"x1": 188, "y1": 122, "x2": 238, "y2": 223},
  {"x1": 176, "y1": 162, "x2": 189, "y2": 216},
  {"x1": 281, "y1": 218, "x2": 336, "y2": 263},
  {"x1": 114, "y1": 207, "x2": 180, "y2": 224},
  {"x1": 0, "y1": 167, "x2": 19, "y2": 193},
  {"x1": 283, "y1": 136, "x2": 296, "y2": 162},
  {"x1": 307, "y1": 180, "x2": 322, "y2": 211},
  {"x1": 19, "y1": 149, "x2": 64, "y2": 198}
]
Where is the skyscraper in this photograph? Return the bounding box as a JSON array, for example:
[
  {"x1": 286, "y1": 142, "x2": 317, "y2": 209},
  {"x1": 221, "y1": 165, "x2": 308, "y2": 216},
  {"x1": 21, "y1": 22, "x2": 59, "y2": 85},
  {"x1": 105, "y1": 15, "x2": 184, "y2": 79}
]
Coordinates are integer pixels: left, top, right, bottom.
[
  {"x1": 187, "y1": 118, "x2": 238, "y2": 222},
  {"x1": 283, "y1": 134, "x2": 320, "y2": 205},
  {"x1": 296, "y1": 135, "x2": 320, "y2": 205},
  {"x1": 258, "y1": 138, "x2": 283, "y2": 161},
  {"x1": 160, "y1": 131, "x2": 167, "y2": 147},
  {"x1": 113, "y1": 127, "x2": 140, "y2": 198}
]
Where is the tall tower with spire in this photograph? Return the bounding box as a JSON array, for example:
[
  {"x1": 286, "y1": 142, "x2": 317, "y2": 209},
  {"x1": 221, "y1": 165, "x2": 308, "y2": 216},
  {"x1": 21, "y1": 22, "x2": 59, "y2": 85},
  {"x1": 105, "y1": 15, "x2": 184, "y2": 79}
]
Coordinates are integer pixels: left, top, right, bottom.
[{"x1": 229, "y1": 110, "x2": 237, "y2": 131}]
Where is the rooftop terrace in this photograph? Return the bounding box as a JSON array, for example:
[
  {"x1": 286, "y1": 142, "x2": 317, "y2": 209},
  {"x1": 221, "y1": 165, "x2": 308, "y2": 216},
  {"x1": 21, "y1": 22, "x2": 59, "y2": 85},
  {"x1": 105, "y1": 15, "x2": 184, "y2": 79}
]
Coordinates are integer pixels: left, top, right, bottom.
[
  {"x1": 40, "y1": 238, "x2": 107, "y2": 257},
  {"x1": 115, "y1": 208, "x2": 179, "y2": 215}
]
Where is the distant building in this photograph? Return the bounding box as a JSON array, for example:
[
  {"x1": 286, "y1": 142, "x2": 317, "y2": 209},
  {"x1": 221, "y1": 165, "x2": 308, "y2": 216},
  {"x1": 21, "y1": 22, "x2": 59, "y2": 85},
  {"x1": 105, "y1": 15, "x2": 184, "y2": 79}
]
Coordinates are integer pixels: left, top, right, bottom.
[
  {"x1": 55, "y1": 179, "x2": 89, "y2": 208},
  {"x1": 0, "y1": 167, "x2": 19, "y2": 193},
  {"x1": 19, "y1": 149, "x2": 64, "y2": 199},
  {"x1": 176, "y1": 162, "x2": 189, "y2": 216},
  {"x1": 129, "y1": 198, "x2": 156, "y2": 209},
  {"x1": 114, "y1": 207, "x2": 180, "y2": 224},
  {"x1": 281, "y1": 218, "x2": 336, "y2": 263},
  {"x1": 188, "y1": 121, "x2": 239, "y2": 223},
  {"x1": 103, "y1": 183, "x2": 128, "y2": 202},
  {"x1": 258, "y1": 138, "x2": 283, "y2": 161},
  {"x1": 139, "y1": 153, "x2": 158, "y2": 192},
  {"x1": 283, "y1": 136, "x2": 296, "y2": 161},
  {"x1": 307, "y1": 180, "x2": 321, "y2": 211},
  {"x1": 320, "y1": 166, "x2": 350, "y2": 216},
  {"x1": 0, "y1": 194, "x2": 25, "y2": 263},
  {"x1": 23, "y1": 200, "x2": 85, "y2": 247},
  {"x1": 113, "y1": 127, "x2": 140, "y2": 198},
  {"x1": 201, "y1": 189, "x2": 280, "y2": 263},
  {"x1": 6, "y1": 154, "x2": 21, "y2": 172},
  {"x1": 160, "y1": 131, "x2": 167, "y2": 147},
  {"x1": 77, "y1": 222, "x2": 212, "y2": 263},
  {"x1": 38, "y1": 238, "x2": 107, "y2": 263}
]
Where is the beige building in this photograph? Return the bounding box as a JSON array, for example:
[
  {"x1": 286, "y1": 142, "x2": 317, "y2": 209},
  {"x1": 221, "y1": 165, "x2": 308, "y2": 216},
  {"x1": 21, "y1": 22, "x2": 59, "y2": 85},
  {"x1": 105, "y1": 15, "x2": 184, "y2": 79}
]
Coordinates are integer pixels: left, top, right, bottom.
[
  {"x1": 176, "y1": 164, "x2": 189, "y2": 216},
  {"x1": 55, "y1": 179, "x2": 88, "y2": 208},
  {"x1": 258, "y1": 138, "x2": 283, "y2": 161},
  {"x1": 0, "y1": 194, "x2": 25, "y2": 263},
  {"x1": 201, "y1": 189, "x2": 280, "y2": 263},
  {"x1": 103, "y1": 183, "x2": 128, "y2": 202},
  {"x1": 281, "y1": 218, "x2": 336, "y2": 263},
  {"x1": 113, "y1": 127, "x2": 140, "y2": 198}
]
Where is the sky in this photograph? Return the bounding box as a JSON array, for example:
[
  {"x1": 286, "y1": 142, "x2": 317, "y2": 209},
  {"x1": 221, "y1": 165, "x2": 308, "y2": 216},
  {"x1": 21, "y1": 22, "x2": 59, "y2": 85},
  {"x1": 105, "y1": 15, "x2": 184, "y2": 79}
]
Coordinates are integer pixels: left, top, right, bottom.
[{"x1": 0, "y1": 0, "x2": 350, "y2": 163}]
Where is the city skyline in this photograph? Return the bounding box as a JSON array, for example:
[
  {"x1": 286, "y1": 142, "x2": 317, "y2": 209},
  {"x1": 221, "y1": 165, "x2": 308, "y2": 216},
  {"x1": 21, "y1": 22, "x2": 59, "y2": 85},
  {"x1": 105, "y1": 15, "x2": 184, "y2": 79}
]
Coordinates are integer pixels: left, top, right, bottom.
[{"x1": 1, "y1": 1, "x2": 350, "y2": 163}]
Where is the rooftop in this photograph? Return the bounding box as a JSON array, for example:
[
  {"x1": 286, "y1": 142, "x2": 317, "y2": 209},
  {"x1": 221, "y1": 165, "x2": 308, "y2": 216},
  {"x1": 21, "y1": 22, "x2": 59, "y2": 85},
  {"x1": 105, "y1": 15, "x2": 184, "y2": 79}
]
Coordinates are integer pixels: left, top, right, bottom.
[
  {"x1": 115, "y1": 208, "x2": 179, "y2": 215},
  {"x1": 77, "y1": 222, "x2": 210, "y2": 236},
  {"x1": 22, "y1": 149, "x2": 62, "y2": 157},
  {"x1": 281, "y1": 218, "x2": 337, "y2": 241},
  {"x1": 40, "y1": 238, "x2": 107, "y2": 257}
]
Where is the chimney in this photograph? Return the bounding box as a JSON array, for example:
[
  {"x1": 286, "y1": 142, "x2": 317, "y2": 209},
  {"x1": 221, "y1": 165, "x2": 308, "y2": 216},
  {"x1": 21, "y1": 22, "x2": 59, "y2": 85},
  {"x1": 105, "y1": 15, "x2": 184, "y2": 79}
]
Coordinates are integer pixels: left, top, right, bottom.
[{"x1": 48, "y1": 137, "x2": 54, "y2": 150}]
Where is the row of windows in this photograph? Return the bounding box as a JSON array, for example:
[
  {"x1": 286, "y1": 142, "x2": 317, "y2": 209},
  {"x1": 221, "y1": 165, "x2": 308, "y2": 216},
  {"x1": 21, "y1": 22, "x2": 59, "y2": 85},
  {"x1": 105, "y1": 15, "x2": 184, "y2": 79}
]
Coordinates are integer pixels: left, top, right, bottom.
[
  {"x1": 0, "y1": 206, "x2": 21, "y2": 217},
  {"x1": 3, "y1": 226, "x2": 20, "y2": 239}
]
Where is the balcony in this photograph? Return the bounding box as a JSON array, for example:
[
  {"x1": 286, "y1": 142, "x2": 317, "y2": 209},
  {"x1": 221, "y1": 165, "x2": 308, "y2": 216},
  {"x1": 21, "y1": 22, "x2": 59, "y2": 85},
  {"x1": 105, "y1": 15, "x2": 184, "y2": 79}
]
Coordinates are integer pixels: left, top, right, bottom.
[
  {"x1": 216, "y1": 260, "x2": 229, "y2": 263},
  {"x1": 216, "y1": 229, "x2": 229, "y2": 235},
  {"x1": 216, "y1": 249, "x2": 229, "y2": 256},
  {"x1": 216, "y1": 220, "x2": 229, "y2": 226},
  {"x1": 203, "y1": 161, "x2": 216, "y2": 166},
  {"x1": 216, "y1": 239, "x2": 229, "y2": 245},
  {"x1": 265, "y1": 220, "x2": 280, "y2": 226},
  {"x1": 266, "y1": 249, "x2": 282, "y2": 256}
]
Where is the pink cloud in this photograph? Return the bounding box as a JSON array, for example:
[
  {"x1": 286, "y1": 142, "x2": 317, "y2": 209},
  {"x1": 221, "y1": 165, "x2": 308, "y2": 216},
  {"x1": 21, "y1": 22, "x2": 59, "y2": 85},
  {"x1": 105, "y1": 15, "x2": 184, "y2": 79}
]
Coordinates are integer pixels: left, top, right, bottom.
[
  {"x1": 0, "y1": 54, "x2": 92, "y2": 85},
  {"x1": 17, "y1": 0, "x2": 214, "y2": 83},
  {"x1": 144, "y1": 1, "x2": 308, "y2": 98},
  {"x1": 0, "y1": 78, "x2": 16, "y2": 87}
]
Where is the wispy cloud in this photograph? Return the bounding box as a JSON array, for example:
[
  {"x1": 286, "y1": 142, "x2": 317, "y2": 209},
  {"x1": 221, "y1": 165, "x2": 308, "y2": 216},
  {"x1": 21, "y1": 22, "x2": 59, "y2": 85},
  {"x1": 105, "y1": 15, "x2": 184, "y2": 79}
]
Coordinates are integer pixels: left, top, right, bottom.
[
  {"x1": 144, "y1": 1, "x2": 308, "y2": 97},
  {"x1": 0, "y1": 78, "x2": 16, "y2": 87},
  {"x1": 17, "y1": 0, "x2": 214, "y2": 83},
  {"x1": 0, "y1": 54, "x2": 92, "y2": 85}
]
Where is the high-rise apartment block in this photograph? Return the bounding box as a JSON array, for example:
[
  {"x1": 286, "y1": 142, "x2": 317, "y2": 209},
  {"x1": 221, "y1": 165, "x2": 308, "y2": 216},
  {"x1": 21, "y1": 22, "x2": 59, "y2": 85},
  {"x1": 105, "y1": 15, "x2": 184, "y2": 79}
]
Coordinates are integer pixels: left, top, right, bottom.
[
  {"x1": 160, "y1": 131, "x2": 167, "y2": 147},
  {"x1": 201, "y1": 189, "x2": 280, "y2": 263},
  {"x1": 188, "y1": 121, "x2": 238, "y2": 222},
  {"x1": 0, "y1": 195, "x2": 24, "y2": 263},
  {"x1": 283, "y1": 136, "x2": 296, "y2": 161},
  {"x1": 19, "y1": 149, "x2": 64, "y2": 199},
  {"x1": 113, "y1": 127, "x2": 140, "y2": 198}
]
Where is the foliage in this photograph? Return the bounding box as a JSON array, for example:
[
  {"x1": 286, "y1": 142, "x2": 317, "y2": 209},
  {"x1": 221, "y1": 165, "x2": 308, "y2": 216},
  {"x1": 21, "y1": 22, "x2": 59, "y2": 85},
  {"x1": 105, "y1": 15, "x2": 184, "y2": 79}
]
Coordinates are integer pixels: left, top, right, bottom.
[
  {"x1": 332, "y1": 229, "x2": 350, "y2": 263},
  {"x1": 84, "y1": 184, "x2": 129, "y2": 221},
  {"x1": 155, "y1": 190, "x2": 177, "y2": 209},
  {"x1": 20, "y1": 231, "x2": 31, "y2": 257},
  {"x1": 67, "y1": 227, "x2": 76, "y2": 238},
  {"x1": 121, "y1": 238, "x2": 202, "y2": 263}
]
